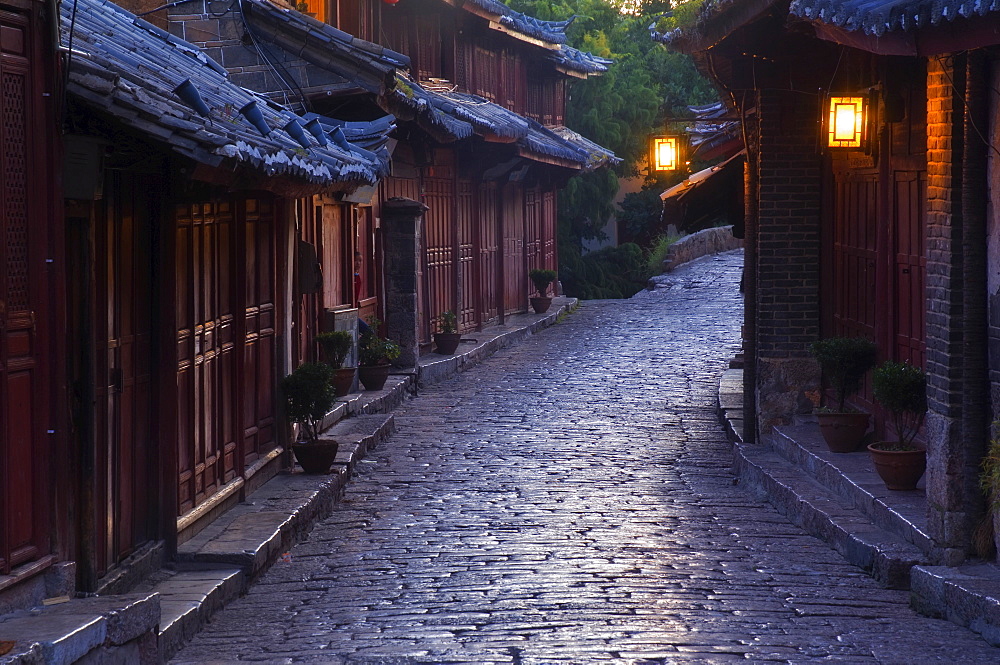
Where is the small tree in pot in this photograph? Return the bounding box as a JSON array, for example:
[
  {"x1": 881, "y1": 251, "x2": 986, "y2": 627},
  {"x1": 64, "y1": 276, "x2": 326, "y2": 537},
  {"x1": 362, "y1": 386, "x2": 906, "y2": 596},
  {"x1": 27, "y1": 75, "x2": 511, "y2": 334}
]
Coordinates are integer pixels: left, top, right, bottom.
[
  {"x1": 358, "y1": 318, "x2": 401, "y2": 391},
  {"x1": 282, "y1": 362, "x2": 339, "y2": 473},
  {"x1": 868, "y1": 360, "x2": 928, "y2": 490},
  {"x1": 528, "y1": 269, "x2": 557, "y2": 314},
  {"x1": 434, "y1": 310, "x2": 462, "y2": 355},
  {"x1": 809, "y1": 336, "x2": 878, "y2": 452},
  {"x1": 316, "y1": 330, "x2": 355, "y2": 397}
]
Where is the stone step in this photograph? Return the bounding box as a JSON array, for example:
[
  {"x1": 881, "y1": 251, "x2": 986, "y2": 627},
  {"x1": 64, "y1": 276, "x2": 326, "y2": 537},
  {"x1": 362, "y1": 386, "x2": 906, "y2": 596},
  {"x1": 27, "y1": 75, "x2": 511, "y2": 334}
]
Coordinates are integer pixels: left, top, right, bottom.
[
  {"x1": 911, "y1": 563, "x2": 1000, "y2": 647},
  {"x1": 0, "y1": 593, "x2": 159, "y2": 665},
  {"x1": 734, "y1": 443, "x2": 927, "y2": 589},
  {"x1": 153, "y1": 567, "x2": 244, "y2": 661},
  {"x1": 768, "y1": 425, "x2": 933, "y2": 556}
]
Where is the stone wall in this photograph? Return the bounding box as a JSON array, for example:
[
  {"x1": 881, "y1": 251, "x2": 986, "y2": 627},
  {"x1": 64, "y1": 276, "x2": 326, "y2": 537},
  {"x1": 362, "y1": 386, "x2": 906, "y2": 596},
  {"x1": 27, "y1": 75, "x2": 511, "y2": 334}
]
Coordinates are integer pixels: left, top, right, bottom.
[
  {"x1": 660, "y1": 225, "x2": 743, "y2": 273},
  {"x1": 753, "y1": 88, "x2": 824, "y2": 434}
]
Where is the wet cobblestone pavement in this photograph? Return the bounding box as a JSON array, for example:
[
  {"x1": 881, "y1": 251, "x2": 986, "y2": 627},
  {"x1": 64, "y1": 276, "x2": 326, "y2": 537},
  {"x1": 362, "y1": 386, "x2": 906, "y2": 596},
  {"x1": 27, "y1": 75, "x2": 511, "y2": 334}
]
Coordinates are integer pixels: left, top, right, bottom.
[{"x1": 173, "y1": 251, "x2": 1000, "y2": 664}]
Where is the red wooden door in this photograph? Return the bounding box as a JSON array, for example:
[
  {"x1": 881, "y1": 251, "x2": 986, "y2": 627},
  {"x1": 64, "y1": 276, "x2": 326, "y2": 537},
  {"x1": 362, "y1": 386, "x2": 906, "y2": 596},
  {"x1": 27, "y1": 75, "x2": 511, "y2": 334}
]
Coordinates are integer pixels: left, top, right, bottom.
[
  {"x1": 0, "y1": 6, "x2": 49, "y2": 576},
  {"x1": 832, "y1": 172, "x2": 878, "y2": 340},
  {"x1": 892, "y1": 171, "x2": 926, "y2": 367},
  {"x1": 542, "y1": 189, "x2": 557, "y2": 271},
  {"x1": 477, "y1": 181, "x2": 500, "y2": 326},
  {"x1": 424, "y1": 172, "x2": 455, "y2": 341},
  {"x1": 94, "y1": 173, "x2": 155, "y2": 573},
  {"x1": 502, "y1": 185, "x2": 525, "y2": 314},
  {"x1": 457, "y1": 178, "x2": 475, "y2": 330},
  {"x1": 241, "y1": 197, "x2": 277, "y2": 466},
  {"x1": 175, "y1": 197, "x2": 277, "y2": 516},
  {"x1": 525, "y1": 186, "x2": 543, "y2": 273},
  {"x1": 176, "y1": 202, "x2": 236, "y2": 514}
]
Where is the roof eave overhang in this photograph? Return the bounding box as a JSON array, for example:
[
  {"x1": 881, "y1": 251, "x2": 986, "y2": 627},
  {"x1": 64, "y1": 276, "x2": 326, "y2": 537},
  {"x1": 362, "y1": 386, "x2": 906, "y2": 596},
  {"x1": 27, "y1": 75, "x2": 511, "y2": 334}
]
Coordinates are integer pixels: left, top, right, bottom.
[
  {"x1": 801, "y1": 14, "x2": 1000, "y2": 56},
  {"x1": 667, "y1": 0, "x2": 785, "y2": 54},
  {"x1": 517, "y1": 148, "x2": 583, "y2": 170}
]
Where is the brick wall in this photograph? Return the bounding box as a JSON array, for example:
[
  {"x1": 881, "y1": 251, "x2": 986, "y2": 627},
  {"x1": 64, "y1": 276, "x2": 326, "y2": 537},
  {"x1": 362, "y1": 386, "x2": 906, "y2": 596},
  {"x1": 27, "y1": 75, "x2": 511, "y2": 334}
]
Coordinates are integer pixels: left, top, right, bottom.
[
  {"x1": 925, "y1": 53, "x2": 991, "y2": 563},
  {"x1": 167, "y1": 1, "x2": 340, "y2": 100},
  {"x1": 753, "y1": 89, "x2": 823, "y2": 432}
]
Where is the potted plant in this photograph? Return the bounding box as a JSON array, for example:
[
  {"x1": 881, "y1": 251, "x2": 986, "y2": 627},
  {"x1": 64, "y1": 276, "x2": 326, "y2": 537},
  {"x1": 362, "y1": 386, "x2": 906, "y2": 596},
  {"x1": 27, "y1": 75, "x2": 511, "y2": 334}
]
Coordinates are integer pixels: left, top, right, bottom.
[
  {"x1": 809, "y1": 336, "x2": 878, "y2": 452},
  {"x1": 357, "y1": 319, "x2": 401, "y2": 391},
  {"x1": 434, "y1": 310, "x2": 462, "y2": 355},
  {"x1": 976, "y1": 421, "x2": 1000, "y2": 558},
  {"x1": 868, "y1": 360, "x2": 928, "y2": 490},
  {"x1": 528, "y1": 269, "x2": 557, "y2": 314},
  {"x1": 316, "y1": 330, "x2": 355, "y2": 397},
  {"x1": 282, "y1": 362, "x2": 338, "y2": 474}
]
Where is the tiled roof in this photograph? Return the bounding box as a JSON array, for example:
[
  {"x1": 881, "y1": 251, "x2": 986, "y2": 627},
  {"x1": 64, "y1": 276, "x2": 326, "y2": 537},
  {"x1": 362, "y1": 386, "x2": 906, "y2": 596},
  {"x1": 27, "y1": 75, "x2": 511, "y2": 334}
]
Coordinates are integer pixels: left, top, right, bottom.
[
  {"x1": 64, "y1": 0, "x2": 392, "y2": 187},
  {"x1": 243, "y1": 0, "x2": 409, "y2": 94},
  {"x1": 789, "y1": 0, "x2": 1000, "y2": 36},
  {"x1": 462, "y1": 0, "x2": 610, "y2": 74},
  {"x1": 548, "y1": 125, "x2": 622, "y2": 169},
  {"x1": 554, "y1": 45, "x2": 613, "y2": 75},
  {"x1": 385, "y1": 79, "x2": 618, "y2": 169},
  {"x1": 465, "y1": 0, "x2": 575, "y2": 43}
]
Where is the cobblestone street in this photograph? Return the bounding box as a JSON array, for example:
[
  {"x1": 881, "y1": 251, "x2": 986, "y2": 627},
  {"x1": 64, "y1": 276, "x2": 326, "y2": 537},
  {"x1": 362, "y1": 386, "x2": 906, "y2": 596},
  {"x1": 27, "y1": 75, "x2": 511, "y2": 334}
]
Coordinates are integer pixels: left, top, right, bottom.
[{"x1": 172, "y1": 251, "x2": 998, "y2": 664}]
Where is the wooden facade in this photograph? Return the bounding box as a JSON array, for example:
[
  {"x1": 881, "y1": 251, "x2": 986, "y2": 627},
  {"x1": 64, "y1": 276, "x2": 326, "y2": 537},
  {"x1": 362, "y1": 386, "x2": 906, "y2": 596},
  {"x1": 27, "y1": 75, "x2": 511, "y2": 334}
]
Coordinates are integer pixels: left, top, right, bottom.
[{"x1": 0, "y1": 0, "x2": 63, "y2": 587}]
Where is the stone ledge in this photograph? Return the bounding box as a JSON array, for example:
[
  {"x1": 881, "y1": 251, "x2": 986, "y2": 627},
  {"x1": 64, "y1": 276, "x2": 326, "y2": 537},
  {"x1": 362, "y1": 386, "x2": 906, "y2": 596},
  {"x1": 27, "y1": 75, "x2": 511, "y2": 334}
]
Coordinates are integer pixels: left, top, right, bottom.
[
  {"x1": 0, "y1": 593, "x2": 159, "y2": 665},
  {"x1": 733, "y1": 444, "x2": 926, "y2": 589},
  {"x1": 911, "y1": 563, "x2": 1000, "y2": 646}
]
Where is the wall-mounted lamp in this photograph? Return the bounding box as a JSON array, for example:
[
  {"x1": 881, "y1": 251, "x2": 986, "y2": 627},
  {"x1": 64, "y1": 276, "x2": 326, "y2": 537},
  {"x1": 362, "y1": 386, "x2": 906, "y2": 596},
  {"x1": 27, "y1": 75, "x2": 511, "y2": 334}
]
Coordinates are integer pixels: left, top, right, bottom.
[
  {"x1": 650, "y1": 135, "x2": 682, "y2": 172},
  {"x1": 826, "y1": 95, "x2": 868, "y2": 149}
]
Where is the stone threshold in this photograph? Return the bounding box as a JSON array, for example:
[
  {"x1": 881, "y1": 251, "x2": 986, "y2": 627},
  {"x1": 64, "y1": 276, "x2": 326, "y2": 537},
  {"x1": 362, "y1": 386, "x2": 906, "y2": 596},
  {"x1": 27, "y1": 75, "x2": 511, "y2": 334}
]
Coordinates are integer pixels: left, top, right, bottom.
[
  {"x1": 0, "y1": 298, "x2": 577, "y2": 665},
  {"x1": 718, "y1": 367, "x2": 1000, "y2": 647}
]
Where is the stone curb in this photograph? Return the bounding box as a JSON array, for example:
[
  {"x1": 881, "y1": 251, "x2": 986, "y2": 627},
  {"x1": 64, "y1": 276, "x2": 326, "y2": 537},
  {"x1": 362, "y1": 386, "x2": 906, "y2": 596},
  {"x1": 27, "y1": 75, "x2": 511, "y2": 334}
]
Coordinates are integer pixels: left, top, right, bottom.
[
  {"x1": 0, "y1": 298, "x2": 576, "y2": 665},
  {"x1": 718, "y1": 366, "x2": 1000, "y2": 644},
  {"x1": 719, "y1": 369, "x2": 927, "y2": 590}
]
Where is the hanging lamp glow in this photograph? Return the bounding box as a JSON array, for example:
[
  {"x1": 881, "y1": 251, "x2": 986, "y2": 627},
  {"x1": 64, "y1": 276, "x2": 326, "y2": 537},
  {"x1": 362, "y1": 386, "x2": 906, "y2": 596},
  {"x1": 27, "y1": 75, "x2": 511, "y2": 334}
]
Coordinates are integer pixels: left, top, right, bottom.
[
  {"x1": 826, "y1": 96, "x2": 867, "y2": 149},
  {"x1": 650, "y1": 136, "x2": 682, "y2": 172}
]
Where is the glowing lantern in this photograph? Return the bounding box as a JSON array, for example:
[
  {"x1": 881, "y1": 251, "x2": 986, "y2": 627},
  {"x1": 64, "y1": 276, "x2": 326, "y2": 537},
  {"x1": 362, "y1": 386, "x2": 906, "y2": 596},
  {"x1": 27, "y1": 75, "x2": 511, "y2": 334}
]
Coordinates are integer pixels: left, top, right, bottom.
[
  {"x1": 826, "y1": 96, "x2": 867, "y2": 149},
  {"x1": 651, "y1": 136, "x2": 681, "y2": 172}
]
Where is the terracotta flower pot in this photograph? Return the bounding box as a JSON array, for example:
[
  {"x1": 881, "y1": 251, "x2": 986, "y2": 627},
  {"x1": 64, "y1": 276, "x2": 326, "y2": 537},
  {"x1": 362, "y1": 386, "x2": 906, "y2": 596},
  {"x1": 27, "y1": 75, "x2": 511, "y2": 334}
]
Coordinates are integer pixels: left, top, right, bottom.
[
  {"x1": 434, "y1": 332, "x2": 462, "y2": 355},
  {"x1": 529, "y1": 296, "x2": 552, "y2": 314},
  {"x1": 331, "y1": 367, "x2": 356, "y2": 397},
  {"x1": 815, "y1": 411, "x2": 870, "y2": 453},
  {"x1": 867, "y1": 442, "x2": 926, "y2": 490},
  {"x1": 291, "y1": 440, "x2": 339, "y2": 474},
  {"x1": 358, "y1": 364, "x2": 390, "y2": 391}
]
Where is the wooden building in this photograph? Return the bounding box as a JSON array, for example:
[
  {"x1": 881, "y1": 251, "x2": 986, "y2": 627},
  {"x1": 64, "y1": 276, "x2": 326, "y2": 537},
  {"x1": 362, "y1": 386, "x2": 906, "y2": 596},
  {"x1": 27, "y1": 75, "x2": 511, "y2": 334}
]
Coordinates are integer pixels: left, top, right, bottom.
[
  {"x1": 166, "y1": 0, "x2": 617, "y2": 357},
  {"x1": 0, "y1": 0, "x2": 394, "y2": 608},
  {"x1": 0, "y1": 0, "x2": 64, "y2": 603},
  {"x1": 654, "y1": 0, "x2": 1000, "y2": 560}
]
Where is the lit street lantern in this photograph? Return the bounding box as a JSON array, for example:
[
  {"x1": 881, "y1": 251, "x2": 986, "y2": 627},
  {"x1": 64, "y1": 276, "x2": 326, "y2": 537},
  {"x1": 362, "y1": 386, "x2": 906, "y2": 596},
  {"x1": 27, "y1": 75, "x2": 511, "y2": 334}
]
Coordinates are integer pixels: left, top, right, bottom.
[
  {"x1": 826, "y1": 96, "x2": 867, "y2": 149},
  {"x1": 651, "y1": 135, "x2": 682, "y2": 172}
]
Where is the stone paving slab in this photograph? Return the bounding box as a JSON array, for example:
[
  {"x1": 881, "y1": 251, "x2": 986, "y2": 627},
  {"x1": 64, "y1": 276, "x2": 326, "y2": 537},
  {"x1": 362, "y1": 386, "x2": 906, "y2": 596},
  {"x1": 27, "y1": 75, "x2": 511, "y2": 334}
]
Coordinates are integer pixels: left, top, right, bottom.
[{"x1": 171, "y1": 250, "x2": 1000, "y2": 663}]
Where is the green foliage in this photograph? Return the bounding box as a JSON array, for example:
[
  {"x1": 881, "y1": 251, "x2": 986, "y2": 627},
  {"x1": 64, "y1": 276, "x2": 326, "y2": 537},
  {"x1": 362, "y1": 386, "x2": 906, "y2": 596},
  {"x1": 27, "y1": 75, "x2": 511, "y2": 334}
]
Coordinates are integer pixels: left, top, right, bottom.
[
  {"x1": 437, "y1": 310, "x2": 457, "y2": 334},
  {"x1": 282, "y1": 362, "x2": 335, "y2": 443},
  {"x1": 618, "y1": 182, "x2": 670, "y2": 243},
  {"x1": 315, "y1": 331, "x2": 353, "y2": 369},
  {"x1": 980, "y1": 421, "x2": 1000, "y2": 511},
  {"x1": 509, "y1": 0, "x2": 718, "y2": 298},
  {"x1": 809, "y1": 337, "x2": 878, "y2": 412},
  {"x1": 645, "y1": 233, "x2": 680, "y2": 275},
  {"x1": 560, "y1": 242, "x2": 649, "y2": 299},
  {"x1": 529, "y1": 269, "x2": 558, "y2": 295},
  {"x1": 872, "y1": 361, "x2": 928, "y2": 447},
  {"x1": 359, "y1": 319, "x2": 402, "y2": 366}
]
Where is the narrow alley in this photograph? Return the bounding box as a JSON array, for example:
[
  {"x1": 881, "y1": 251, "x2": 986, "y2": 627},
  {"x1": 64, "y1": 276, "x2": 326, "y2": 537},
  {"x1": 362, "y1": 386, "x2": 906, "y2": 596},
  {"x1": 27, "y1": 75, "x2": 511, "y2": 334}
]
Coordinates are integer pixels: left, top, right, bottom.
[{"x1": 172, "y1": 251, "x2": 997, "y2": 663}]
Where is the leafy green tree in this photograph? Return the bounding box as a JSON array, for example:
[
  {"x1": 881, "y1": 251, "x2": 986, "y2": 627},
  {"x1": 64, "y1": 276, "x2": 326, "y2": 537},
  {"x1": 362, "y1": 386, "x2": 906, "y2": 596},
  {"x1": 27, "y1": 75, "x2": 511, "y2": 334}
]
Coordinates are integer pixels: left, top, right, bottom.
[{"x1": 511, "y1": 0, "x2": 718, "y2": 297}]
